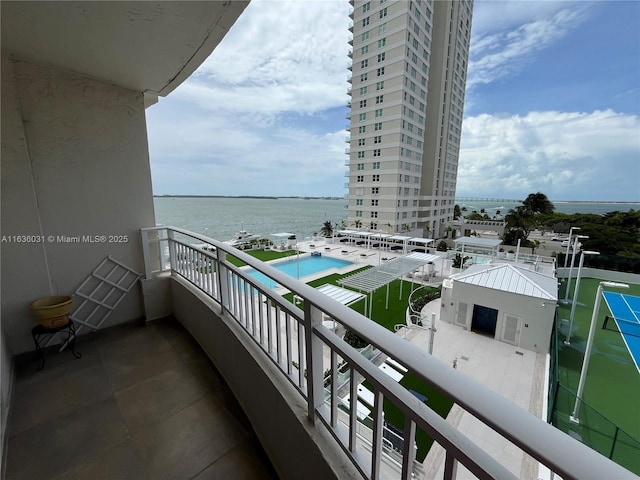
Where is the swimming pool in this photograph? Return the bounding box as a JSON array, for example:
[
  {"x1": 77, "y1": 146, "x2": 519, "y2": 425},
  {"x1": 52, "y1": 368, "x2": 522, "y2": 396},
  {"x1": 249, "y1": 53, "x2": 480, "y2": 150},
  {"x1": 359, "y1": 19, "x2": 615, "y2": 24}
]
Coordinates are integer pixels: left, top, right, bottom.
[{"x1": 245, "y1": 255, "x2": 353, "y2": 289}]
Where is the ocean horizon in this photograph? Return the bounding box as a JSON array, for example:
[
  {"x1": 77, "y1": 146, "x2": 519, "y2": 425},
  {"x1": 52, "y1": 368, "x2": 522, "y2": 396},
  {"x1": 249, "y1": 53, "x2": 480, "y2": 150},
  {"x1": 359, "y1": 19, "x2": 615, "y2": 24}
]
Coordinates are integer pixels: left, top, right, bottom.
[{"x1": 154, "y1": 196, "x2": 639, "y2": 245}]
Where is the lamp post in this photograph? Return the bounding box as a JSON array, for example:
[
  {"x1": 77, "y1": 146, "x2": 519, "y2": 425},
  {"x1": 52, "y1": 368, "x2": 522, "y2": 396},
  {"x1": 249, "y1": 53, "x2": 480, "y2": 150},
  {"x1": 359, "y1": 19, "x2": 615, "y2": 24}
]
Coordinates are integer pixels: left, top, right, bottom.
[
  {"x1": 570, "y1": 281, "x2": 629, "y2": 423},
  {"x1": 564, "y1": 250, "x2": 599, "y2": 345},
  {"x1": 564, "y1": 235, "x2": 588, "y2": 301},
  {"x1": 563, "y1": 227, "x2": 580, "y2": 269}
]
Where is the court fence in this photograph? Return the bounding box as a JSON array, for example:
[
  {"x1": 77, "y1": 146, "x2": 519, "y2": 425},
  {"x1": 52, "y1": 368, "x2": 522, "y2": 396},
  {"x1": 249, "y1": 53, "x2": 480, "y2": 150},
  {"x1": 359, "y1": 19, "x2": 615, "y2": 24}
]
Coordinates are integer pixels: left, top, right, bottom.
[{"x1": 549, "y1": 319, "x2": 640, "y2": 475}]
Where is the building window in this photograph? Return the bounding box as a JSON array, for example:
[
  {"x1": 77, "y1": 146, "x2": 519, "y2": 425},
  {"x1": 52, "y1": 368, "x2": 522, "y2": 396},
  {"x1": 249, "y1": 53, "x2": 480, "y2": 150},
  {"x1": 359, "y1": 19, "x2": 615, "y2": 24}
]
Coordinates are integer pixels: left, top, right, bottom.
[
  {"x1": 371, "y1": 199, "x2": 378, "y2": 206},
  {"x1": 372, "y1": 187, "x2": 379, "y2": 195},
  {"x1": 361, "y1": 59, "x2": 369, "y2": 68},
  {"x1": 403, "y1": 200, "x2": 408, "y2": 207},
  {"x1": 358, "y1": 138, "x2": 366, "y2": 146},
  {"x1": 378, "y1": 38, "x2": 386, "y2": 48},
  {"x1": 372, "y1": 174, "x2": 380, "y2": 181},
  {"x1": 376, "y1": 81, "x2": 384, "y2": 90},
  {"x1": 356, "y1": 210, "x2": 363, "y2": 217},
  {"x1": 356, "y1": 199, "x2": 363, "y2": 206},
  {"x1": 359, "y1": 100, "x2": 367, "y2": 108},
  {"x1": 373, "y1": 149, "x2": 381, "y2": 157},
  {"x1": 362, "y1": 31, "x2": 369, "y2": 41},
  {"x1": 357, "y1": 151, "x2": 365, "y2": 158},
  {"x1": 377, "y1": 67, "x2": 385, "y2": 76},
  {"x1": 372, "y1": 211, "x2": 378, "y2": 218},
  {"x1": 375, "y1": 95, "x2": 383, "y2": 104},
  {"x1": 362, "y1": 17, "x2": 370, "y2": 27},
  {"x1": 379, "y1": 23, "x2": 387, "y2": 34},
  {"x1": 361, "y1": 45, "x2": 369, "y2": 55},
  {"x1": 379, "y1": 7, "x2": 387, "y2": 18},
  {"x1": 363, "y1": 1, "x2": 370, "y2": 12},
  {"x1": 358, "y1": 126, "x2": 366, "y2": 133},
  {"x1": 357, "y1": 163, "x2": 365, "y2": 170},
  {"x1": 357, "y1": 175, "x2": 364, "y2": 182},
  {"x1": 374, "y1": 122, "x2": 383, "y2": 130},
  {"x1": 359, "y1": 113, "x2": 367, "y2": 121},
  {"x1": 360, "y1": 73, "x2": 368, "y2": 82},
  {"x1": 373, "y1": 161, "x2": 380, "y2": 169},
  {"x1": 373, "y1": 136, "x2": 381, "y2": 144},
  {"x1": 359, "y1": 86, "x2": 368, "y2": 95},
  {"x1": 377, "y1": 52, "x2": 385, "y2": 62},
  {"x1": 375, "y1": 108, "x2": 383, "y2": 117}
]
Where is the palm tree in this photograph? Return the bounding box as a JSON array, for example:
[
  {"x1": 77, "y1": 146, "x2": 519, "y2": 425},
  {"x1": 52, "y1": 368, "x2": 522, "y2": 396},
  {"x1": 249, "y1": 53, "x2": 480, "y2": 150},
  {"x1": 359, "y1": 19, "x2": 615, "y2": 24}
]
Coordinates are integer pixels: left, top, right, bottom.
[
  {"x1": 522, "y1": 192, "x2": 555, "y2": 215},
  {"x1": 320, "y1": 221, "x2": 334, "y2": 238}
]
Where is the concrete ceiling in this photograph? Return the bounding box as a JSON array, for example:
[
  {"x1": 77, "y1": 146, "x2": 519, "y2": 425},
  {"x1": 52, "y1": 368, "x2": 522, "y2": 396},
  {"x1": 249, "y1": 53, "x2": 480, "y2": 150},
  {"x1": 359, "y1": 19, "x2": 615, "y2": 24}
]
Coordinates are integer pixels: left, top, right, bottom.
[{"x1": 1, "y1": 1, "x2": 249, "y2": 102}]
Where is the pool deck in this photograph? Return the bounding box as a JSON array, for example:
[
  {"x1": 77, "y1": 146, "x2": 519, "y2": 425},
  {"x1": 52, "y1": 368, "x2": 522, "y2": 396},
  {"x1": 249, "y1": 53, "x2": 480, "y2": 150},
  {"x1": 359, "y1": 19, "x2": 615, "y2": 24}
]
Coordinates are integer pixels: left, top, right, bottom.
[{"x1": 284, "y1": 239, "x2": 549, "y2": 479}]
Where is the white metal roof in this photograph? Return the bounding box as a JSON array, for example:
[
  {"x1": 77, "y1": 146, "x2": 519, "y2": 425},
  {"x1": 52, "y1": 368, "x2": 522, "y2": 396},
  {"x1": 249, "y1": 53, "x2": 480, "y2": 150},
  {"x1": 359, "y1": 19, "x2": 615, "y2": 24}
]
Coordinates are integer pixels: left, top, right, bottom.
[
  {"x1": 453, "y1": 236, "x2": 503, "y2": 248},
  {"x1": 388, "y1": 235, "x2": 412, "y2": 241},
  {"x1": 316, "y1": 284, "x2": 365, "y2": 306},
  {"x1": 453, "y1": 263, "x2": 557, "y2": 300},
  {"x1": 338, "y1": 253, "x2": 440, "y2": 293},
  {"x1": 408, "y1": 237, "x2": 434, "y2": 245}
]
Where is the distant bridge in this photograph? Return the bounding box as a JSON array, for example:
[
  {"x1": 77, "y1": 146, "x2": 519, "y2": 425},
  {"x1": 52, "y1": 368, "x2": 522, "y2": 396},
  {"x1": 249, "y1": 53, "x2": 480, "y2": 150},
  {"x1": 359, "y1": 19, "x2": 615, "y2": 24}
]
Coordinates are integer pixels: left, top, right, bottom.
[{"x1": 455, "y1": 197, "x2": 521, "y2": 204}]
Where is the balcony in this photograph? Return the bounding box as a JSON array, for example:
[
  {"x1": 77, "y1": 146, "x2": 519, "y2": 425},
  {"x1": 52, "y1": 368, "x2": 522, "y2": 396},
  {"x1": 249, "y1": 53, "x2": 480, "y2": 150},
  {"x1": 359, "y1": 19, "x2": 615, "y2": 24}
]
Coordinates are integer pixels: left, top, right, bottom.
[
  {"x1": 348, "y1": 35, "x2": 353, "y2": 46},
  {"x1": 348, "y1": 50, "x2": 353, "y2": 59},
  {"x1": 348, "y1": 21, "x2": 354, "y2": 32},
  {"x1": 125, "y1": 227, "x2": 632, "y2": 480}
]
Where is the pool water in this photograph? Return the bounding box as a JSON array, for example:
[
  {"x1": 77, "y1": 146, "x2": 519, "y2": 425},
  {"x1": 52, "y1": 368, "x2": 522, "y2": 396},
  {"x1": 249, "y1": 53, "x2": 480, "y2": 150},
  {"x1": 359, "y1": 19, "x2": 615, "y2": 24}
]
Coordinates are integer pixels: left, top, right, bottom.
[{"x1": 245, "y1": 255, "x2": 353, "y2": 289}]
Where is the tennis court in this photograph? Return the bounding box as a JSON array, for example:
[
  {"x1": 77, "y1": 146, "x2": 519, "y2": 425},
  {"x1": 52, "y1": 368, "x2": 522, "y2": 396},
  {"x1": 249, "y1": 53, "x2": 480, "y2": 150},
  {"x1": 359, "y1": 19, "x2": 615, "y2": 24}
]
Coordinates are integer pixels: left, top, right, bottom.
[{"x1": 602, "y1": 292, "x2": 640, "y2": 374}]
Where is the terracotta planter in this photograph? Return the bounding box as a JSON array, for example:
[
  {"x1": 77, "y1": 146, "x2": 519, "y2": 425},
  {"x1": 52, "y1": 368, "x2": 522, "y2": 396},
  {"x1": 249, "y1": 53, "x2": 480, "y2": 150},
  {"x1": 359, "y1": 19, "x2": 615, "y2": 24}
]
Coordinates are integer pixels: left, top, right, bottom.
[{"x1": 30, "y1": 295, "x2": 72, "y2": 329}]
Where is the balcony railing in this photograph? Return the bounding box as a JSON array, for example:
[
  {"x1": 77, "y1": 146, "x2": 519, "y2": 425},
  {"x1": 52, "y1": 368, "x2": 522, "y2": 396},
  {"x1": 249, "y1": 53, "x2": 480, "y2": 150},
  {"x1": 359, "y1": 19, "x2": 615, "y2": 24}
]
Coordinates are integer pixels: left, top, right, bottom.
[{"x1": 140, "y1": 226, "x2": 635, "y2": 480}]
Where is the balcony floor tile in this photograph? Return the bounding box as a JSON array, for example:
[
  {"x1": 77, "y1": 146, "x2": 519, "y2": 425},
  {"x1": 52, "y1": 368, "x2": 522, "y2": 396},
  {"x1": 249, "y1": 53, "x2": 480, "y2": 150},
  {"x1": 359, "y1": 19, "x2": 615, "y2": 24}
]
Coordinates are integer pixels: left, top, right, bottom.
[{"x1": 5, "y1": 318, "x2": 279, "y2": 480}]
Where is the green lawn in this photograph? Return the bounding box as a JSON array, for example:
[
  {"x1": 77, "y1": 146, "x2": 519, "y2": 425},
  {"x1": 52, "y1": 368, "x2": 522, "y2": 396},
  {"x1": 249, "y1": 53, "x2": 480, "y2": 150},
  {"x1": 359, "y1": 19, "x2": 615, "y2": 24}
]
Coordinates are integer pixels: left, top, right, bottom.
[
  {"x1": 554, "y1": 277, "x2": 640, "y2": 473},
  {"x1": 226, "y1": 248, "x2": 297, "y2": 267}
]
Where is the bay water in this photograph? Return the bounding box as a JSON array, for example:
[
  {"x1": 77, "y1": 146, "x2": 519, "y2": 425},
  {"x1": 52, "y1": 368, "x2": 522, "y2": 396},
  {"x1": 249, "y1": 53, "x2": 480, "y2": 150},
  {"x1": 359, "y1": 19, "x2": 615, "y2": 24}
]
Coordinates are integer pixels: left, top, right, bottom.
[{"x1": 154, "y1": 196, "x2": 640, "y2": 243}]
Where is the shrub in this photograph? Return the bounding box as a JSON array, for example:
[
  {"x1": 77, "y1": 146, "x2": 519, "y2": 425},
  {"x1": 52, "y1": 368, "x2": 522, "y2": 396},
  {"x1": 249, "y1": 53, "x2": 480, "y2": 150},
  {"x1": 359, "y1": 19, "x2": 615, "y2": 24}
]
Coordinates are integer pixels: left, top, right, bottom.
[
  {"x1": 436, "y1": 240, "x2": 448, "y2": 252},
  {"x1": 343, "y1": 330, "x2": 369, "y2": 349}
]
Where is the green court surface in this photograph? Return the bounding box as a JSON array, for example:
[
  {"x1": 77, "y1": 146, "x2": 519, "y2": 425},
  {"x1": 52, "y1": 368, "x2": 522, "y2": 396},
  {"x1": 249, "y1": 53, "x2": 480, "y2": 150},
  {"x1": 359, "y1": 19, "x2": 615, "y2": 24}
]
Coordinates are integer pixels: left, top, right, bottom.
[{"x1": 554, "y1": 277, "x2": 640, "y2": 473}]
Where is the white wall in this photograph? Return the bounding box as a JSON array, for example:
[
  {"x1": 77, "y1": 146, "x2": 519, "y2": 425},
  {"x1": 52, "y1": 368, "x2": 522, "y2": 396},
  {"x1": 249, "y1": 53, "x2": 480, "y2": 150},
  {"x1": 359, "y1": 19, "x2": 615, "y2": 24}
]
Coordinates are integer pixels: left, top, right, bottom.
[
  {"x1": 1, "y1": 52, "x2": 156, "y2": 353},
  {"x1": 450, "y1": 283, "x2": 556, "y2": 354}
]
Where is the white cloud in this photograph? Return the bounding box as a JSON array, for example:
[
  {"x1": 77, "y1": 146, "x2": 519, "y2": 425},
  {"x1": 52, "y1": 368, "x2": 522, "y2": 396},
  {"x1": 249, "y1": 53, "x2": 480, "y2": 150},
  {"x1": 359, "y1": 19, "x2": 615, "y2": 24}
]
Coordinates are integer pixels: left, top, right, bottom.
[
  {"x1": 457, "y1": 110, "x2": 640, "y2": 201},
  {"x1": 173, "y1": 0, "x2": 350, "y2": 116},
  {"x1": 467, "y1": 5, "x2": 592, "y2": 89}
]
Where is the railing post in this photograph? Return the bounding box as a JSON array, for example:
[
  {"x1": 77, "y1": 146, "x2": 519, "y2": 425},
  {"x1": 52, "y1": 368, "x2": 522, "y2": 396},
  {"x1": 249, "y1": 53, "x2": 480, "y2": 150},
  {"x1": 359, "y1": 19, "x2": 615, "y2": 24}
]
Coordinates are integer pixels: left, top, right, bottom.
[
  {"x1": 304, "y1": 303, "x2": 323, "y2": 423},
  {"x1": 216, "y1": 250, "x2": 231, "y2": 311},
  {"x1": 167, "y1": 229, "x2": 176, "y2": 271},
  {"x1": 140, "y1": 229, "x2": 152, "y2": 279}
]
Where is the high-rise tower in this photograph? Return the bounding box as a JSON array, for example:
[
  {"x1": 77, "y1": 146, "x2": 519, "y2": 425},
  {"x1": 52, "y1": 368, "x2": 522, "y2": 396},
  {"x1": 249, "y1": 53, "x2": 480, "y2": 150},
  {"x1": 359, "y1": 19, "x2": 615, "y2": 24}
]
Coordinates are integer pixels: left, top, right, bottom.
[{"x1": 346, "y1": 0, "x2": 473, "y2": 238}]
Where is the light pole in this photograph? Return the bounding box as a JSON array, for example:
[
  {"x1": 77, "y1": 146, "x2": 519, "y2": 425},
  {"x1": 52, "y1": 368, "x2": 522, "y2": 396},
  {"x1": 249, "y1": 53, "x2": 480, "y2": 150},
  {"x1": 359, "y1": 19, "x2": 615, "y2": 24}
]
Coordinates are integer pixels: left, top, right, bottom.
[
  {"x1": 564, "y1": 250, "x2": 599, "y2": 345},
  {"x1": 570, "y1": 281, "x2": 629, "y2": 423},
  {"x1": 564, "y1": 235, "x2": 588, "y2": 301},
  {"x1": 563, "y1": 227, "x2": 580, "y2": 269}
]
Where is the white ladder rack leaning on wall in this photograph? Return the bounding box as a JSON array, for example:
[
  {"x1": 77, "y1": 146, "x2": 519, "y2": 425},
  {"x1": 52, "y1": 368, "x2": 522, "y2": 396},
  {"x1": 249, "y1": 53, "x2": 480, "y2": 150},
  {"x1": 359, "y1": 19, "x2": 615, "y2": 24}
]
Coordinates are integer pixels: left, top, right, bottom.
[{"x1": 45, "y1": 255, "x2": 141, "y2": 349}]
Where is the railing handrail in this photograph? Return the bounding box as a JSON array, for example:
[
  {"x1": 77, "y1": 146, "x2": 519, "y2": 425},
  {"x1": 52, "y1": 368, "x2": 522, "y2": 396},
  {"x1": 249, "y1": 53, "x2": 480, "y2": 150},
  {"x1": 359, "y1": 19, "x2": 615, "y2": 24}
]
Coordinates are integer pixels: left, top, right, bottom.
[{"x1": 141, "y1": 226, "x2": 635, "y2": 480}]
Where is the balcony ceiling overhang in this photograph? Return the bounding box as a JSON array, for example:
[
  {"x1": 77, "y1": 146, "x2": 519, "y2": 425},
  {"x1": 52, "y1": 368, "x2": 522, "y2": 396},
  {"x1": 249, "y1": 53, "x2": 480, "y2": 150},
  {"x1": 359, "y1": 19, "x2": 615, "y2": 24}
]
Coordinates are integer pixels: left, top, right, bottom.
[{"x1": 1, "y1": 1, "x2": 249, "y2": 105}]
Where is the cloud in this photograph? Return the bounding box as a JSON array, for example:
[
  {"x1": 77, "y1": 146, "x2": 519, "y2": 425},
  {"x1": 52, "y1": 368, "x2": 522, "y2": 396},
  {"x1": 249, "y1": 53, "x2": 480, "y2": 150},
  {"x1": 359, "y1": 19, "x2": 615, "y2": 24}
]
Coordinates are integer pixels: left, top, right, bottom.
[
  {"x1": 467, "y1": 5, "x2": 592, "y2": 90},
  {"x1": 172, "y1": 0, "x2": 350, "y2": 116},
  {"x1": 457, "y1": 109, "x2": 640, "y2": 201}
]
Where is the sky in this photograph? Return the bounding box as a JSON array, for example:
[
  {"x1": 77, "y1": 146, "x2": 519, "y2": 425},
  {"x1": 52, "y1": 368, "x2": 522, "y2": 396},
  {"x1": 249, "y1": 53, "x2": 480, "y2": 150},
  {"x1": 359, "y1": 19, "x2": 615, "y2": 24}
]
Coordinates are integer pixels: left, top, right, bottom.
[{"x1": 146, "y1": 0, "x2": 640, "y2": 202}]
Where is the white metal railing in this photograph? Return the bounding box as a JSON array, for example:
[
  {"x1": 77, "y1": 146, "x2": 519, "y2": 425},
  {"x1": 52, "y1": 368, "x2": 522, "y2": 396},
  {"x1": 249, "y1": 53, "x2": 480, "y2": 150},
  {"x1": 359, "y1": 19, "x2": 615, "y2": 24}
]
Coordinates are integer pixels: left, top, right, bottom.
[{"x1": 141, "y1": 226, "x2": 635, "y2": 480}]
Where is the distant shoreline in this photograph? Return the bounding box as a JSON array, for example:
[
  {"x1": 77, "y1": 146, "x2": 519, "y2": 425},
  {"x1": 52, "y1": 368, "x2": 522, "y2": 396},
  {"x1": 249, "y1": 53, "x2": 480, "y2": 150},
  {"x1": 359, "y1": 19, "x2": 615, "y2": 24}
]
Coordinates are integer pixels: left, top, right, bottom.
[
  {"x1": 155, "y1": 195, "x2": 638, "y2": 204},
  {"x1": 154, "y1": 195, "x2": 344, "y2": 200}
]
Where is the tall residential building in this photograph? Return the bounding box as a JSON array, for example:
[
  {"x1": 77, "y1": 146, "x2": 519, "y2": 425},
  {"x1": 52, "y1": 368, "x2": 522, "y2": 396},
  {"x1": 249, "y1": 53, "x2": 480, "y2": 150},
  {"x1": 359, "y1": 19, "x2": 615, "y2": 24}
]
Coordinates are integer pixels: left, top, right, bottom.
[{"x1": 346, "y1": 0, "x2": 473, "y2": 238}]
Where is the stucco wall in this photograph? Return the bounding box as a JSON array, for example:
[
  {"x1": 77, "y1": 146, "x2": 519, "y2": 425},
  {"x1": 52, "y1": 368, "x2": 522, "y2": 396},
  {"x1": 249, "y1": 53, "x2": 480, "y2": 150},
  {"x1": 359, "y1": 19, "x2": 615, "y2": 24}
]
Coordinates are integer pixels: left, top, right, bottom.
[
  {"x1": 1, "y1": 52, "x2": 155, "y2": 353},
  {"x1": 450, "y1": 283, "x2": 555, "y2": 354},
  {"x1": 170, "y1": 278, "x2": 360, "y2": 480}
]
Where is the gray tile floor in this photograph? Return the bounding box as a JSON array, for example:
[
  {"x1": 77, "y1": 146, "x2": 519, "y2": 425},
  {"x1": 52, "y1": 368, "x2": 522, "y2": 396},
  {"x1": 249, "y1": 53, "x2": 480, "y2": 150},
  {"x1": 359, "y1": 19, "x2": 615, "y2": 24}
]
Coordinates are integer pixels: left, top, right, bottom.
[{"x1": 5, "y1": 318, "x2": 279, "y2": 480}]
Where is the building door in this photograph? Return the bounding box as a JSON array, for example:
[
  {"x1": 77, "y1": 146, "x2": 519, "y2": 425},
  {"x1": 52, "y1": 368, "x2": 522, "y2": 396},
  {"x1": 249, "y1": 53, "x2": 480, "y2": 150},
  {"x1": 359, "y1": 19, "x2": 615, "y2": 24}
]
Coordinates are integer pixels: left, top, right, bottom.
[
  {"x1": 501, "y1": 313, "x2": 521, "y2": 346},
  {"x1": 456, "y1": 302, "x2": 468, "y2": 327},
  {"x1": 471, "y1": 304, "x2": 498, "y2": 337}
]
